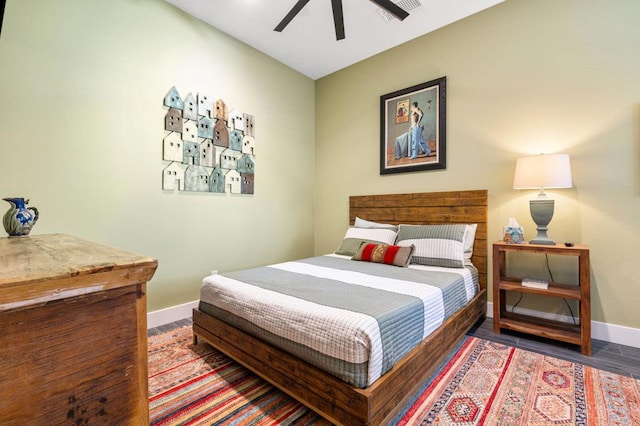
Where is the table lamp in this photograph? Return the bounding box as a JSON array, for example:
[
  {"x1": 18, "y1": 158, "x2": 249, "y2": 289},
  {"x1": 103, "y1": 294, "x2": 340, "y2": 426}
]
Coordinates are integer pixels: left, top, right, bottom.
[{"x1": 513, "y1": 154, "x2": 572, "y2": 245}]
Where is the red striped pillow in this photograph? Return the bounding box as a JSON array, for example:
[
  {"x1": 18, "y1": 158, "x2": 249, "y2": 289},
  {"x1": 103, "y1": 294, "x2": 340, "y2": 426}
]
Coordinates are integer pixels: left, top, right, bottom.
[{"x1": 352, "y1": 242, "x2": 415, "y2": 267}]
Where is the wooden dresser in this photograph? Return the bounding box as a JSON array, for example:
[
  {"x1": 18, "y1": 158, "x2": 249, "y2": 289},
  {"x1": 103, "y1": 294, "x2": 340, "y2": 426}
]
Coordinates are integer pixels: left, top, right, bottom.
[{"x1": 0, "y1": 234, "x2": 157, "y2": 425}]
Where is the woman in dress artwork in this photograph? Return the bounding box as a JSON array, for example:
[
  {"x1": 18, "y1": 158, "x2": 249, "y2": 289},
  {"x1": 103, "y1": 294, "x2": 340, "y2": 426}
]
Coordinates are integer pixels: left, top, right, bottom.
[{"x1": 410, "y1": 101, "x2": 429, "y2": 159}]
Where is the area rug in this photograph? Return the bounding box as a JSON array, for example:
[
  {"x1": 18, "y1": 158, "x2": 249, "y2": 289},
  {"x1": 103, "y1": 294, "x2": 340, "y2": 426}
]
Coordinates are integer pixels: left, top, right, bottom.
[{"x1": 148, "y1": 326, "x2": 640, "y2": 425}]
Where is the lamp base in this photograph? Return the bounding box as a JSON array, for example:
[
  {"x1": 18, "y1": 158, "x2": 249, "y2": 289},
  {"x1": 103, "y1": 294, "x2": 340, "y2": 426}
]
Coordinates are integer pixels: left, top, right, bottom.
[
  {"x1": 529, "y1": 198, "x2": 556, "y2": 245},
  {"x1": 530, "y1": 236, "x2": 556, "y2": 245}
]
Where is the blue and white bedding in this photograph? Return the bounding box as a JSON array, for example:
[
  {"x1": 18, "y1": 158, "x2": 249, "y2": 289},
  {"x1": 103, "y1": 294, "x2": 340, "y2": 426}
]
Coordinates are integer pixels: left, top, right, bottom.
[{"x1": 199, "y1": 254, "x2": 478, "y2": 388}]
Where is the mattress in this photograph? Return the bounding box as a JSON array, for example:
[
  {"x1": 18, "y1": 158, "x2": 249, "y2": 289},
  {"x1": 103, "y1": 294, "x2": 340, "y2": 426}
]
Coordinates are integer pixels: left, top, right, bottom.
[{"x1": 199, "y1": 254, "x2": 478, "y2": 388}]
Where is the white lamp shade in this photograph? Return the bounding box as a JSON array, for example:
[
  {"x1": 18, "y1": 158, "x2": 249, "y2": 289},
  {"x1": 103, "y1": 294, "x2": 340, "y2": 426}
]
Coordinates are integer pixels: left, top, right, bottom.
[{"x1": 513, "y1": 154, "x2": 572, "y2": 190}]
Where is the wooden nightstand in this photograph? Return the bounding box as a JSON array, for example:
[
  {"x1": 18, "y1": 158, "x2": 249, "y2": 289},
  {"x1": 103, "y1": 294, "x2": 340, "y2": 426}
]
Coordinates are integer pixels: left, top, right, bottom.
[{"x1": 492, "y1": 241, "x2": 591, "y2": 355}]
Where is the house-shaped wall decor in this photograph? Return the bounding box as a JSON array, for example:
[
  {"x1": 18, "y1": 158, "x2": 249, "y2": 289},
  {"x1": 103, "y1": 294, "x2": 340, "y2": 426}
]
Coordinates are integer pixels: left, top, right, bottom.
[
  {"x1": 163, "y1": 132, "x2": 183, "y2": 162},
  {"x1": 225, "y1": 169, "x2": 241, "y2": 194},
  {"x1": 183, "y1": 141, "x2": 200, "y2": 166},
  {"x1": 183, "y1": 92, "x2": 198, "y2": 121},
  {"x1": 164, "y1": 86, "x2": 183, "y2": 110},
  {"x1": 182, "y1": 119, "x2": 198, "y2": 143},
  {"x1": 198, "y1": 93, "x2": 214, "y2": 118},
  {"x1": 214, "y1": 99, "x2": 228, "y2": 122},
  {"x1": 198, "y1": 116, "x2": 213, "y2": 139},
  {"x1": 238, "y1": 154, "x2": 255, "y2": 174},
  {"x1": 241, "y1": 173, "x2": 254, "y2": 194},
  {"x1": 162, "y1": 162, "x2": 186, "y2": 191},
  {"x1": 213, "y1": 119, "x2": 229, "y2": 148},
  {"x1": 220, "y1": 148, "x2": 240, "y2": 170},
  {"x1": 229, "y1": 129, "x2": 243, "y2": 151},
  {"x1": 229, "y1": 109, "x2": 244, "y2": 131},
  {"x1": 244, "y1": 113, "x2": 255, "y2": 137},
  {"x1": 209, "y1": 165, "x2": 225, "y2": 193},
  {"x1": 185, "y1": 165, "x2": 212, "y2": 192},
  {"x1": 165, "y1": 108, "x2": 183, "y2": 133},
  {"x1": 163, "y1": 87, "x2": 256, "y2": 195},
  {"x1": 200, "y1": 140, "x2": 215, "y2": 168},
  {"x1": 242, "y1": 136, "x2": 255, "y2": 156}
]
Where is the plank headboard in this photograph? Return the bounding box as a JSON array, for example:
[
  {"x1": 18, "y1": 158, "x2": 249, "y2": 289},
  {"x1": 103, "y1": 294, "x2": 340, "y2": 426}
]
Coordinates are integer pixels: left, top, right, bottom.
[{"x1": 349, "y1": 189, "x2": 488, "y2": 291}]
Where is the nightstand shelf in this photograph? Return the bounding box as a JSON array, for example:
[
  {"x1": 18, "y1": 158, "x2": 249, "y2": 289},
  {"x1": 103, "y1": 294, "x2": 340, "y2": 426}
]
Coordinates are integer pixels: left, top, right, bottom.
[
  {"x1": 499, "y1": 278, "x2": 581, "y2": 299},
  {"x1": 493, "y1": 241, "x2": 591, "y2": 355},
  {"x1": 499, "y1": 312, "x2": 582, "y2": 345}
]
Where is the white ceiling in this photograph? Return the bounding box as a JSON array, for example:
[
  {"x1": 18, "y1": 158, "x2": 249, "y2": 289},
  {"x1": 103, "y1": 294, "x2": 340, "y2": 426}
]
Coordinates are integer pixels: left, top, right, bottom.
[{"x1": 165, "y1": 0, "x2": 504, "y2": 80}]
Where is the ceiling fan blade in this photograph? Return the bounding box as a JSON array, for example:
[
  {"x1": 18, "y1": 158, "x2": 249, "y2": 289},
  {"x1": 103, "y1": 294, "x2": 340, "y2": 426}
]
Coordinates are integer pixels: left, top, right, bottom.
[
  {"x1": 274, "y1": 0, "x2": 312, "y2": 32},
  {"x1": 369, "y1": 0, "x2": 409, "y2": 21},
  {"x1": 331, "y1": 0, "x2": 345, "y2": 40}
]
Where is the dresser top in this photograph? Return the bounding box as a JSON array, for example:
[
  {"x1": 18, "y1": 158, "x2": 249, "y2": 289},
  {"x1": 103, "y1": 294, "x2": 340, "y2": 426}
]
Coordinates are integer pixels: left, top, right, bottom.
[{"x1": 0, "y1": 233, "x2": 157, "y2": 288}]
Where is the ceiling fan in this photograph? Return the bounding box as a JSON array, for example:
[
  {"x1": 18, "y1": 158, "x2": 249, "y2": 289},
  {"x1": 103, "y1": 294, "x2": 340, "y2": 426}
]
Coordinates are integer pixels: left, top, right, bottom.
[{"x1": 274, "y1": 0, "x2": 410, "y2": 41}]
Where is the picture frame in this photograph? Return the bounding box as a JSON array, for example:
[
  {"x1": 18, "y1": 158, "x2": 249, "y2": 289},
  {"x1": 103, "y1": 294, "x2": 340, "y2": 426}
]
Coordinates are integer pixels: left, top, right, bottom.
[{"x1": 380, "y1": 76, "x2": 446, "y2": 175}]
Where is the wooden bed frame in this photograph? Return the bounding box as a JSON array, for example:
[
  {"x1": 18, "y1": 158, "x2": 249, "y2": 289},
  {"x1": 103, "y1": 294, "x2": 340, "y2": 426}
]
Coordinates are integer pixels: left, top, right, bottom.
[{"x1": 193, "y1": 189, "x2": 488, "y2": 425}]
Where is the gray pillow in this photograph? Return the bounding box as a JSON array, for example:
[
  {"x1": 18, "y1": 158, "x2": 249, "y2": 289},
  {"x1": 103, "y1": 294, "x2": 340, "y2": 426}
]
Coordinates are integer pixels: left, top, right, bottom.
[{"x1": 396, "y1": 224, "x2": 469, "y2": 268}]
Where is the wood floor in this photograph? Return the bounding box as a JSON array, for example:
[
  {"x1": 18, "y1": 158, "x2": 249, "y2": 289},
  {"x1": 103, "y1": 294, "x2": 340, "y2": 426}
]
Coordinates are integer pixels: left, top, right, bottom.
[
  {"x1": 149, "y1": 317, "x2": 640, "y2": 380},
  {"x1": 469, "y1": 318, "x2": 640, "y2": 379}
]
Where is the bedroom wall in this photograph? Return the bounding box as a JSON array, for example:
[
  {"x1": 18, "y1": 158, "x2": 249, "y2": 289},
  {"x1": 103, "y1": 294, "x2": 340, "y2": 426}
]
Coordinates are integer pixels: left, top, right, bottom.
[
  {"x1": 314, "y1": 0, "x2": 640, "y2": 331},
  {"x1": 0, "y1": 0, "x2": 316, "y2": 312}
]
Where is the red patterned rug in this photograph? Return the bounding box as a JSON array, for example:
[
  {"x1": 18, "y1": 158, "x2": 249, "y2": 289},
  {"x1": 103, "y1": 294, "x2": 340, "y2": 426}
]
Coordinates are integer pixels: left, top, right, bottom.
[
  {"x1": 148, "y1": 326, "x2": 640, "y2": 425},
  {"x1": 395, "y1": 337, "x2": 640, "y2": 425}
]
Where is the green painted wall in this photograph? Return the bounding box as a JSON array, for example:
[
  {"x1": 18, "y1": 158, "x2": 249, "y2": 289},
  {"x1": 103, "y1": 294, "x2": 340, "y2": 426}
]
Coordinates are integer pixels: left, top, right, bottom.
[
  {"x1": 2, "y1": 0, "x2": 638, "y2": 331},
  {"x1": 0, "y1": 0, "x2": 316, "y2": 312},
  {"x1": 314, "y1": 0, "x2": 640, "y2": 329}
]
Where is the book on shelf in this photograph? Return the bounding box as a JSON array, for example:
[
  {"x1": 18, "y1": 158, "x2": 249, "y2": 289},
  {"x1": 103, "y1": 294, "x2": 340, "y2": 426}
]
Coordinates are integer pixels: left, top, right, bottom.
[{"x1": 521, "y1": 278, "x2": 549, "y2": 289}]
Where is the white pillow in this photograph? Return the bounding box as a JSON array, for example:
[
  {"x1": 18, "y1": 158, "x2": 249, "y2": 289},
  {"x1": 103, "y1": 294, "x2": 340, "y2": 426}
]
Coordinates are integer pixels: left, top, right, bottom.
[
  {"x1": 354, "y1": 217, "x2": 397, "y2": 230},
  {"x1": 335, "y1": 227, "x2": 398, "y2": 256},
  {"x1": 463, "y1": 224, "x2": 478, "y2": 264}
]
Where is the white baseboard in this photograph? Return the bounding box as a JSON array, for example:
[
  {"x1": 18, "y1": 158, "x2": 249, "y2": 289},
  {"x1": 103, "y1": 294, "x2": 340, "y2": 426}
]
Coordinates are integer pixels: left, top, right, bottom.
[
  {"x1": 486, "y1": 302, "x2": 640, "y2": 349},
  {"x1": 147, "y1": 300, "x2": 198, "y2": 329},
  {"x1": 147, "y1": 301, "x2": 640, "y2": 349}
]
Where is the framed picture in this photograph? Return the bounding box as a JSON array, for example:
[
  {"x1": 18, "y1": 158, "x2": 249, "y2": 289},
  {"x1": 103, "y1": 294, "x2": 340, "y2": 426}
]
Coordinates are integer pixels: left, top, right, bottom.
[{"x1": 380, "y1": 76, "x2": 446, "y2": 175}]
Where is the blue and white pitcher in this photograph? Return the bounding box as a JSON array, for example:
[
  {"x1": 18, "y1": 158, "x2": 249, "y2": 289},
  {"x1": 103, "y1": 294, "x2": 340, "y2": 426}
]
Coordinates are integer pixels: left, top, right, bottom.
[{"x1": 2, "y1": 197, "x2": 39, "y2": 237}]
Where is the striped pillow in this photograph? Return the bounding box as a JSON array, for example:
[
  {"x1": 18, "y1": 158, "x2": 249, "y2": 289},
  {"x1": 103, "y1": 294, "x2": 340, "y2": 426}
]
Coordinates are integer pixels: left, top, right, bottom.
[
  {"x1": 396, "y1": 224, "x2": 468, "y2": 268},
  {"x1": 335, "y1": 227, "x2": 398, "y2": 256},
  {"x1": 352, "y1": 242, "x2": 415, "y2": 267}
]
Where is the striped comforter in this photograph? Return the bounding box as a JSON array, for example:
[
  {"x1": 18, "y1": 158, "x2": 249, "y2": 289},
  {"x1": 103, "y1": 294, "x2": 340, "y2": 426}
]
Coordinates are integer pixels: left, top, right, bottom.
[{"x1": 199, "y1": 254, "x2": 478, "y2": 388}]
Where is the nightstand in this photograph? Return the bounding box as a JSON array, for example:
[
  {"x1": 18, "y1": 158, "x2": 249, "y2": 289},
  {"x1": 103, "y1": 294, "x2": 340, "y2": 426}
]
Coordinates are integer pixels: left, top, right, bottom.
[{"x1": 492, "y1": 241, "x2": 591, "y2": 355}]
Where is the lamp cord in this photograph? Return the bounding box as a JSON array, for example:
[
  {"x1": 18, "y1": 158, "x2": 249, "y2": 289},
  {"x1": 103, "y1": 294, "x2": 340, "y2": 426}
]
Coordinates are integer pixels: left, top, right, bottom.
[
  {"x1": 511, "y1": 292, "x2": 524, "y2": 312},
  {"x1": 545, "y1": 254, "x2": 577, "y2": 325}
]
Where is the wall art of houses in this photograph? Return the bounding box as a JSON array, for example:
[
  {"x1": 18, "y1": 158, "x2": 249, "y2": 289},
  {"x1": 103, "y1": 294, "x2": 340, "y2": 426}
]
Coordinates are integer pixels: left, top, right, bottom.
[
  {"x1": 242, "y1": 136, "x2": 255, "y2": 156},
  {"x1": 163, "y1": 132, "x2": 183, "y2": 162},
  {"x1": 228, "y1": 130, "x2": 243, "y2": 152},
  {"x1": 162, "y1": 86, "x2": 256, "y2": 195},
  {"x1": 229, "y1": 109, "x2": 244, "y2": 132},
  {"x1": 213, "y1": 119, "x2": 229, "y2": 148},
  {"x1": 244, "y1": 114, "x2": 255, "y2": 137}
]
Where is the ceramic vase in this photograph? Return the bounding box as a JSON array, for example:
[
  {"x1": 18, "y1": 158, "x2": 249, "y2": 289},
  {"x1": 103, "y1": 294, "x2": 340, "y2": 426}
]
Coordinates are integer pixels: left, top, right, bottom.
[{"x1": 2, "y1": 197, "x2": 39, "y2": 237}]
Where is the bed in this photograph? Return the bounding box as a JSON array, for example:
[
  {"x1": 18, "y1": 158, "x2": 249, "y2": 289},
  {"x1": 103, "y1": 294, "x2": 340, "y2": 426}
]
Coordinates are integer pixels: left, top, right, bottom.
[{"x1": 193, "y1": 190, "x2": 488, "y2": 425}]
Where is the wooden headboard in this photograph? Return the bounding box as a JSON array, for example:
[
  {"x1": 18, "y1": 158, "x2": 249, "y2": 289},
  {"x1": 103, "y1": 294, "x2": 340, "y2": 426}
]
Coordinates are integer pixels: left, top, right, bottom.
[{"x1": 349, "y1": 189, "x2": 488, "y2": 291}]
